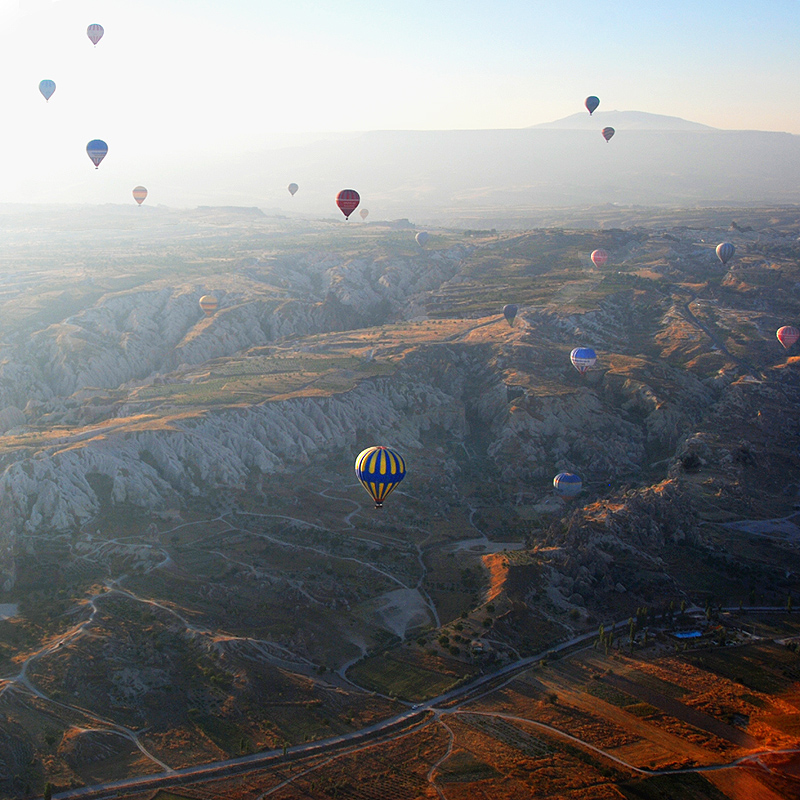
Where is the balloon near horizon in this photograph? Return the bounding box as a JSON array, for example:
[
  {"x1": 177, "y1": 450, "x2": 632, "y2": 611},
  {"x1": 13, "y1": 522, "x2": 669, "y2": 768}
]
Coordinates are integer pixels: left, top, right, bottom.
[
  {"x1": 336, "y1": 189, "x2": 360, "y2": 219},
  {"x1": 602, "y1": 127, "x2": 615, "y2": 143},
  {"x1": 132, "y1": 186, "x2": 148, "y2": 206},
  {"x1": 585, "y1": 96, "x2": 600, "y2": 115},
  {"x1": 355, "y1": 446, "x2": 406, "y2": 509},
  {"x1": 288, "y1": 183, "x2": 298, "y2": 196}
]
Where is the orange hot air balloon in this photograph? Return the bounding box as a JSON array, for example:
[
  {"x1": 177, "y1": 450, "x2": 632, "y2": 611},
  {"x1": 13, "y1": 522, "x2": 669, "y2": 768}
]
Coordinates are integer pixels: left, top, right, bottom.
[
  {"x1": 777, "y1": 326, "x2": 799, "y2": 349},
  {"x1": 199, "y1": 295, "x2": 218, "y2": 317},
  {"x1": 591, "y1": 249, "x2": 608, "y2": 267},
  {"x1": 132, "y1": 186, "x2": 148, "y2": 205},
  {"x1": 336, "y1": 189, "x2": 360, "y2": 219}
]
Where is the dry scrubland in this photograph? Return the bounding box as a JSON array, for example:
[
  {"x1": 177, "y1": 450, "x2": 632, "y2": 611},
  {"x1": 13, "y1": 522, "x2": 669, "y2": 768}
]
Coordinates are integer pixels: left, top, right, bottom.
[{"x1": 0, "y1": 205, "x2": 797, "y2": 798}]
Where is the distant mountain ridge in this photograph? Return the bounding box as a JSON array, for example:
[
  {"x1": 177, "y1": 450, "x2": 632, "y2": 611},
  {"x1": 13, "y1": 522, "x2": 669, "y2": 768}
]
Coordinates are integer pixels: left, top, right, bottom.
[{"x1": 530, "y1": 110, "x2": 717, "y2": 131}]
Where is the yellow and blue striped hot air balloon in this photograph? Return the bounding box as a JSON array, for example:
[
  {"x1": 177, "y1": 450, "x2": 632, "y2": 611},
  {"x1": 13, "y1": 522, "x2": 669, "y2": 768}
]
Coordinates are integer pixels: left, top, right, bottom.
[{"x1": 354, "y1": 446, "x2": 406, "y2": 509}]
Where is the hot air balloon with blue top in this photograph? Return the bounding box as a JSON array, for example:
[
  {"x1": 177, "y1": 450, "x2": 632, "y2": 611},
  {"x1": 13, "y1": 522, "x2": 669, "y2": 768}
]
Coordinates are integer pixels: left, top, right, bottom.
[
  {"x1": 86, "y1": 140, "x2": 108, "y2": 169},
  {"x1": 570, "y1": 347, "x2": 597, "y2": 374},
  {"x1": 585, "y1": 96, "x2": 600, "y2": 115},
  {"x1": 554, "y1": 472, "x2": 582, "y2": 498},
  {"x1": 503, "y1": 304, "x2": 518, "y2": 327},
  {"x1": 39, "y1": 80, "x2": 56, "y2": 102},
  {"x1": 355, "y1": 446, "x2": 406, "y2": 509}
]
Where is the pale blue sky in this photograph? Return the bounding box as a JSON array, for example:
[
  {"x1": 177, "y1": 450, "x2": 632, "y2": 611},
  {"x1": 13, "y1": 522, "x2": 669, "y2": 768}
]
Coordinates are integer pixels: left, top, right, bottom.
[{"x1": 0, "y1": 0, "x2": 796, "y2": 204}]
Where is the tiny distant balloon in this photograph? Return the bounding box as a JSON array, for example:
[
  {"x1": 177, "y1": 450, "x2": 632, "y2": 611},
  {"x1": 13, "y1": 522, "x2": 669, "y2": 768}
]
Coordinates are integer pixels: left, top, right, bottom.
[
  {"x1": 39, "y1": 80, "x2": 56, "y2": 102},
  {"x1": 86, "y1": 139, "x2": 108, "y2": 169},
  {"x1": 288, "y1": 183, "x2": 298, "y2": 196},
  {"x1": 199, "y1": 295, "x2": 218, "y2": 317},
  {"x1": 570, "y1": 347, "x2": 597, "y2": 374},
  {"x1": 359, "y1": 208, "x2": 369, "y2": 220},
  {"x1": 591, "y1": 249, "x2": 608, "y2": 267},
  {"x1": 503, "y1": 304, "x2": 518, "y2": 327},
  {"x1": 716, "y1": 242, "x2": 735, "y2": 265},
  {"x1": 355, "y1": 446, "x2": 406, "y2": 509},
  {"x1": 585, "y1": 96, "x2": 600, "y2": 115},
  {"x1": 602, "y1": 127, "x2": 615, "y2": 143},
  {"x1": 336, "y1": 189, "x2": 360, "y2": 220},
  {"x1": 554, "y1": 472, "x2": 582, "y2": 498},
  {"x1": 777, "y1": 325, "x2": 799, "y2": 349},
  {"x1": 87, "y1": 24, "x2": 104, "y2": 45},
  {"x1": 415, "y1": 231, "x2": 430, "y2": 247},
  {"x1": 132, "y1": 186, "x2": 148, "y2": 205}
]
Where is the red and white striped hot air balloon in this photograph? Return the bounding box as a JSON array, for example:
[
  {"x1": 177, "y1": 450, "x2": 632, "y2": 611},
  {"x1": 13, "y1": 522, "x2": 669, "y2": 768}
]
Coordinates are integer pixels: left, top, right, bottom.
[
  {"x1": 199, "y1": 295, "x2": 218, "y2": 317},
  {"x1": 336, "y1": 189, "x2": 360, "y2": 220},
  {"x1": 591, "y1": 249, "x2": 608, "y2": 267},
  {"x1": 777, "y1": 326, "x2": 799, "y2": 349}
]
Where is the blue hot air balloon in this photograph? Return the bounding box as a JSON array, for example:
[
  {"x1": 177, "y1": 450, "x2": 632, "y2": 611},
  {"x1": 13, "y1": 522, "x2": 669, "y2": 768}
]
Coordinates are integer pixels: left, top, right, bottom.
[
  {"x1": 39, "y1": 80, "x2": 56, "y2": 102},
  {"x1": 503, "y1": 304, "x2": 518, "y2": 327},
  {"x1": 86, "y1": 140, "x2": 108, "y2": 169},
  {"x1": 554, "y1": 472, "x2": 582, "y2": 498},
  {"x1": 585, "y1": 96, "x2": 600, "y2": 115},
  {"x1": 415, "y1": 231, "x2": 430, "y2": 247},
  {"x1": 355, "y1": 446, "x2": 406, "y2": 509},
  {"x1": 570, "y1": 347, "x2": 597, "y2": 374},
  {"x1": 716, "y1": 242, "x2": 735, "y2": 265}
]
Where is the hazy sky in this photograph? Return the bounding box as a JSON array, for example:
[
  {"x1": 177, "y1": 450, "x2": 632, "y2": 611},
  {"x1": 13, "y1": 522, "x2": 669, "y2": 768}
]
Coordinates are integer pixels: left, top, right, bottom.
[{"x1": 0, "y1": 0, "x2": 797, "y2": 206}]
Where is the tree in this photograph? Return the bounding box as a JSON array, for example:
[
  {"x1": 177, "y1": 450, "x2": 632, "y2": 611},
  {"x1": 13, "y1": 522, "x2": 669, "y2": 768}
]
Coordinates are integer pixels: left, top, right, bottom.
[{"x1": 44, "y1": 784, "x2": 53, "y2": 800}]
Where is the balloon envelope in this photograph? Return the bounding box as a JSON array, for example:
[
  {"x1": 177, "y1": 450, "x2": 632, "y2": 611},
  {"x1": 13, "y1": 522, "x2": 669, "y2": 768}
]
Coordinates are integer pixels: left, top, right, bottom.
[
  {"x1": 554, "y1": 472, "x2": 582, "y2": 498},
  {"x1": 585, "y1": 96, "x2": 600, "y2": 115},
  {"x1": 716, "y1": 242, "x2": 735, "y2": 265},
  {"x1": 39, "y1": 80, "x2": 55, "y2": 102},
  {"x1": 86, "y1": 139, "x2": 108, "y2": 168},
  {"x1": 777, "y1": 325, "x2": 799, "y2": 349},
  {"x1": 359, "y1": 208, "x2": 369, "y2": 220},
  {"x1": 591, "y1": 249, "x2": 608, "y2": 267},
  {"x1": 132, "y1": 186, "x2": 148, "y2": 205},
  {"x1": 336, "y1": 189, "x2": 360, "y2": 219},
  {"x1": 415, "y1": 231, "x2": 430, "y2": 247},
  {"x1": 503, "y1": 304, "x2": 518, "y2": 326},
  {"x1": 87, "y1": 24, "x2": 104, "y2": 45},
  {"x1": 570, "y1": 347, "x2": 597, "y2": 374},
  {"x1": 288, "y1": 183, "x2": 298, "y2": 196},
  {"x1": 602, "y1": 127, "x2": 615, "y2": 142},
  {"x1": 199, "y1": 295, "x2": 218, "y2": 317},
  {"x1": 355, "y1": 446, "x2": 406, "y2": 508}
]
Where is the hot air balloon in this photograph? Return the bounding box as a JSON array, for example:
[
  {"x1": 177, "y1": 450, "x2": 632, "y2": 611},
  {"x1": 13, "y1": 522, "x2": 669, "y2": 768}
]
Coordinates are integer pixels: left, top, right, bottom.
[
  {"x1": 199, "y1": 295, "x2": 218, "y2": 317},
  {"x1": 777, "y1": 326, "x2": 799, "y2": 349},
  {"x1": 570, "y1": 347, "x2": 597, "y2": 374},
  {"x1": 503, "y1": 304, "x2": 518, "y2": 327},
  {"x1": 585, "y1": 96, "x2": 600, "y2": 115},
  {"x1": 602, "y1": 127, "x2": 615, "y2": 143},
  {"x1": 87, "y1": 24, "x2": 104, "y2": 45},
  {"x1": 554, "y1": 472, "x2": 582, "y2": 498},
  {"x1": 336, "y1": 189, "x2": 360, "y2": 219},
  {"x1": 288, "y1": 183, "x2": 298, "y2": 196},
  {"x1": 39, "y1": 80, "x2": 56, "y2": 102},
  {"x1": 86, "y1": 140, "x2": 108, "y2": 169},
  {"x1": 415, "y1": 231, "x2": 430, "y2": 247},
  {"x1": 355, "y1": 446, "x2": 406, "y2": 509},
  {"x1": 132, "y1": 186, "x2": 148, "y2": 205},
  {"x1": 591, "y1": 249, "x2": 608, "y2": 267},
  {"x1": 716, "y1": 242, "x2": 735, "y2": 265},
  {"x1": 359, "y1": 208, "x2": 369, "y2": 220}
]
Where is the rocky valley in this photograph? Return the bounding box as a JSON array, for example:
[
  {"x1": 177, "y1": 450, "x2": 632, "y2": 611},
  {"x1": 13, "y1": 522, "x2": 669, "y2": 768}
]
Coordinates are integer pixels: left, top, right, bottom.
[{"x1": 0, "y1": 205, "x2": 798, "y2": 799}]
